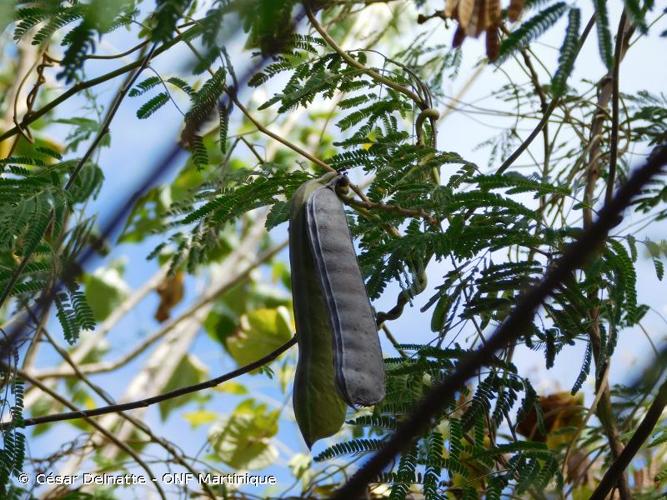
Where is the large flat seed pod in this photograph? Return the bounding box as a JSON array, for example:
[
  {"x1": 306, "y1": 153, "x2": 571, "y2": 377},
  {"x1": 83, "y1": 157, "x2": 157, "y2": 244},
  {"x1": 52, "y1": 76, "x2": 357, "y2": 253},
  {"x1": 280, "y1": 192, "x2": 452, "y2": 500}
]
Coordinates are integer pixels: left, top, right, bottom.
[
  {"x1": 306, "y1": 179, "x2": 385, "y2": 407},
  {"x1": 289, "y1": 173, "x2": 347, "y2": 448}
]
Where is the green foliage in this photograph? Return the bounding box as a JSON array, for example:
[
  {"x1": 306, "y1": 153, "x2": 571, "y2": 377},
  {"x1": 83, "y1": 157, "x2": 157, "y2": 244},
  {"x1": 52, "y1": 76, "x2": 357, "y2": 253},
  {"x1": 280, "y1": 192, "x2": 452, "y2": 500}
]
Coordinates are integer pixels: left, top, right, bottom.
[
  {"x1": 1, "y1": 1, "x2": 666, "y2": 497},
  {"x1": 152, "y1": 0, "x2": 191, "y2": 42},
  {"x1": 182, "y1": 68, "x2": 227, "y2": 146},
  {"x1": 55, "y1": 284, "x2": 96, "y2": 344},
  {"x1": 208, "y1": 399, "x2": 280, "y2": 469},
  {"x1": 0, "y1": 377, "x2": 25, "y2": 496},
  {"x1": 239, "y1": 0, "x2": 300, "y2": 55},
  {"x1": 498, "y1": 2, "x2": 568, "y2": 62},
  {"x1": 551, "y1": 7, "x2": 580, "y2": 97},
  {"x1": 313, "y1": 438, "x2": 384, "y2": 462},
  {"x1": 136, "y1": 93, "x2": 170, "y2": 119},
  {"x1": 592, "y1": 0, "x2": 614, "y2": 69},
  {"x1": 13, "y1": 1, "x2": 137, "y2": 82}
]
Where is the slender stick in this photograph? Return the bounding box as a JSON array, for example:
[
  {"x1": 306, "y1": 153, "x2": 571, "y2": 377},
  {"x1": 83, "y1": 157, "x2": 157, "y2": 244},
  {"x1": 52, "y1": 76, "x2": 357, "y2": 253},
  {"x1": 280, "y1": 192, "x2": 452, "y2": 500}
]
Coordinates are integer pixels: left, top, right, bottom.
[
  {"x1": 306, "y1": 6, "x2": 426, "y2": 109},
  {"x1": 16, "y1": 370, "x2": 168, "y2": 500},
  {"x1": 496, "y1": 15, "x2": 596, "y2": 174},
  {"x1": 590, "y1": 378, "x2": 667, "y2": 500},
  {"x1": 0, "y1": 25, "x2": 201, "y2": 143},
  {"x1": 2, "y1": 337, "x2": 297, "y2": 429}
]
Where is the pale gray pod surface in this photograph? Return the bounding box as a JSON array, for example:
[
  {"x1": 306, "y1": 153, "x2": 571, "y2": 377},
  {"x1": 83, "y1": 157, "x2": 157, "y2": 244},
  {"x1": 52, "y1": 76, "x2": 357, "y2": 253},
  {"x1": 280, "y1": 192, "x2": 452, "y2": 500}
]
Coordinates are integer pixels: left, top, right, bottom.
[{"x1": 306, "y1": 177, "x2": 386, "y2": 406}]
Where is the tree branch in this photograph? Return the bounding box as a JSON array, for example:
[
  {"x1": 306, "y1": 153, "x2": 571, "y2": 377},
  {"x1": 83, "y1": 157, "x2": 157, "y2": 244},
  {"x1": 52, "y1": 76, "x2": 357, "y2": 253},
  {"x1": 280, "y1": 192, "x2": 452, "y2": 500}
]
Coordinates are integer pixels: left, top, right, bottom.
[
  {"x1": 29, "y1": 242, "x2": 287, "y2": 380},
  {"x1": 3, "y1": 336, "x2": 297, "y2": 429},
  {"x1": 496, "y1": 15, "x2": 596, "y2": 175},
  {"x1": 15, "y1": 369, "x2": 168, "y2": 500},
  {"x1": 306, "y1": 5, "x2": 426, "y2": 109},
  {"x1": 0, "y1": 25, "x2": 201, "y2": 143},
  {"x1": 25, "y1": 307, "x2": 217, "y2": 499},
  {"x1": 590, "y1": 377, "x2": 667, "y2": 500},
  {"x1": 333, "y1": 144, "x2": 667, "y2": 498}
]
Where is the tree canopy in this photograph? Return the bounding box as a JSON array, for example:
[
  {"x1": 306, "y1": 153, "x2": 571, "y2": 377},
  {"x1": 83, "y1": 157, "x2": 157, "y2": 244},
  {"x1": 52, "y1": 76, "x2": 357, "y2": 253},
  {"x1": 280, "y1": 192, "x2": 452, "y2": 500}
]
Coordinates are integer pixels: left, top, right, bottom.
[{"x1": 0, "y1": 1, "x2": 666, "y2": 498}]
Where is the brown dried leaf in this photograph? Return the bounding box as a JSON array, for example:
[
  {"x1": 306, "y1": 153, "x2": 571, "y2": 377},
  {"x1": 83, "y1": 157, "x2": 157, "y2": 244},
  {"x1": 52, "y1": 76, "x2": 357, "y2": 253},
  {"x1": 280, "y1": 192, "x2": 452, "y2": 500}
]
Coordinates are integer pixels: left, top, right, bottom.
[{"x1": 155, "y1": 271, "x2": 185, "y2": 323}]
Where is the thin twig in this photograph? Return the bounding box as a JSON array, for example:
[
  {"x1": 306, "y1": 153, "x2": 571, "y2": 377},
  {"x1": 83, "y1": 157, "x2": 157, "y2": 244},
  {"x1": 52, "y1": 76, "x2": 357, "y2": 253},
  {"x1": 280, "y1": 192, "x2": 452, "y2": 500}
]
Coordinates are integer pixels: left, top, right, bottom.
[
  {"x1": 306, "y1": 6, "x2": 426, "y2": 109},
  {"x1": 15, "y1": 369, "x2": 167, "y2": 500},
  {"x1": 30, "y1": 242, "x2": 287, "y2": 380},
  {"x1": 605, "y1": 12, "x2": 626, "y2": 205},
  {"x1": 28, "y1": 309, "x2": 216, "y2": 499},
  {"x1": 590, "y1": 377, "x2": 667, "y2": 500},
  {"x1": 4, "y1": 336, "x2": 297, "y2": 429},
  {"x1": 496, "y1": 15, "x2": 596, "y2": 175},
  {"x1": 0, "y1": 25, "x2": 200, "y2": 143}
]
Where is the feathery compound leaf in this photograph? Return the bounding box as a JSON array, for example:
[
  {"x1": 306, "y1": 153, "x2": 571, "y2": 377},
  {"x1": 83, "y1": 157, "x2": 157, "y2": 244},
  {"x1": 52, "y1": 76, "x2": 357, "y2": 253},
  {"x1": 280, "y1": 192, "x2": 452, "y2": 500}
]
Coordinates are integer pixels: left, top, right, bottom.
[
  {"x1": 498, "y1": 2, "x2": 568, "y2": 62},
  {"x1": 129, "y1": 76, "x2": 163, "y2": 97},
  {"x1": 219, "y1": 106, "x2": 229, "y2": 155},
  {"x1": 190, "y1": 135, "x2": 209, "y2": 169},
  {"x1": 570, "y1": 340, "x2": 592, "y2": 394},
  {"x1": 57, "y1": 22, "x2": 96, "y2": 83},
  {"x1": 592, "y1": 0, "x2": 613, "y2": 69},
  {"x1": 313, "y1": 438, "x2": 384, "y2": 462},
  {"x1": 136, "y1": 93, "x2": 170, "y2": 119},
  {"x1": 182, "y1": 68, "x2": 226, "y2": 145},
  {"x1": 71, "y1": 286, "x2": 96, "y2": 332},
  {"x1": 167, "y1": 76, "x2": 194, "y2": 96},
  {"x1": 152, "y1": 0, "x2": 191, "y2": 42},
  {"x1": 551, "y1": 8, "x2": 580, "y2": 97},
  {"x1": 31, "y1": 6, "x2": 84, "y2": 45},
  {"x1": 390, "y1": 447, "x2": 418, "y2": 500},
  {"x1": 55, "y1": 291, "x2": 78, "y2": 344},
  {"x1": 622, "y1": 0, "x2": 648, "y2": 34}
]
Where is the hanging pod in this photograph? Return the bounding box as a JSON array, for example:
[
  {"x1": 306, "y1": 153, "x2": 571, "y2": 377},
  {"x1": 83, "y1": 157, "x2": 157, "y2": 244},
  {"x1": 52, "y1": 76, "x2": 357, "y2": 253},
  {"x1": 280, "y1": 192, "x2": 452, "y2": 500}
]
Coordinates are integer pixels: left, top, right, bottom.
[{"x1": 289, "y1": 173, "x2": 385, "y2": 447}]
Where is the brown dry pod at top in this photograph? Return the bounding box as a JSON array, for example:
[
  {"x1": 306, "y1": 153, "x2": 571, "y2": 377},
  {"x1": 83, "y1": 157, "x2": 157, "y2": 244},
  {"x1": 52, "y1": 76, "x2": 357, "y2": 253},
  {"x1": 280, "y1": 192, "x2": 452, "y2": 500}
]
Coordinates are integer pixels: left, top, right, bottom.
[
  {"x1": 508, "y1": 0, "x2": 525, "y2": 22},
  {"x1": 486, "y1": 26, "x2": 500, "y2": 61}
]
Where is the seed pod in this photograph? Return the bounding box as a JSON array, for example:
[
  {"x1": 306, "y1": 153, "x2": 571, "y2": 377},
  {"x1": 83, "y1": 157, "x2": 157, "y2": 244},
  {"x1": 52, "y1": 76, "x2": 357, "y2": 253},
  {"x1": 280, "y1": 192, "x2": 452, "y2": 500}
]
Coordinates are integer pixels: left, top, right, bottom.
[
  {"x1": 289, "y1": 173, "x2": 386, "y2": 446},
  {"x1": 289, "y1": 173, "x2": 347, "y2": 448},
  {"x1": 306, "y1": 176, "x2": 385, "y2": 407}
]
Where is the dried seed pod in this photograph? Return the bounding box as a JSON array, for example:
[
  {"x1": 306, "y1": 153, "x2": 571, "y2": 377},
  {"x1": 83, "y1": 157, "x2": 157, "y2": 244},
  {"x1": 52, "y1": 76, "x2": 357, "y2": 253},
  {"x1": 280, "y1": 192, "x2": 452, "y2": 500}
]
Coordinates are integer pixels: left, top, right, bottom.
[
  {"x1": 466, "y1": 0, "x2": 486, "y2": 37},
  {"x1": 289, "y1": 173, "x2": 385, "y2": 447},
  {"x1": 508, "y1": 0, "x2": 525, "y2": 22},
  {"x1": 445, "y1": 0, "x2": 460, "y2": 17},
  {"x1": 486, "y1": 26, "x2": 500, "y2": 61},
  {"x1": 458, "y1": 0, "x2": 475, "y2": 30},
  {"x1": 306, "y1": 176, "x2": 385, "y2": 407},
  {"x1": 487, "y1": 0, "x2": 501, "y2": 25},
  {"x1": 289, "y1": 173, "x2": 347, "y2": 448},
  {"x1": 453, "y1": 24, "x2": 467, "y2": 48}
]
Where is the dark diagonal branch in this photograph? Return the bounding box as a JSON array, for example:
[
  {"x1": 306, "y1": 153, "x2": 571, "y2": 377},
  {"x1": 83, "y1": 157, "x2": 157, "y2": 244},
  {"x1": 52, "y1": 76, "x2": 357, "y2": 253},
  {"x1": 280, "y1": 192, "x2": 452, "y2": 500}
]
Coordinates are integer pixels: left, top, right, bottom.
[
  {"x1": 333, "y1": 144, "x2": 667, "y2": 499},
  {"x1": 590, "y1": 377, "x2": 667, "y2": 500}
]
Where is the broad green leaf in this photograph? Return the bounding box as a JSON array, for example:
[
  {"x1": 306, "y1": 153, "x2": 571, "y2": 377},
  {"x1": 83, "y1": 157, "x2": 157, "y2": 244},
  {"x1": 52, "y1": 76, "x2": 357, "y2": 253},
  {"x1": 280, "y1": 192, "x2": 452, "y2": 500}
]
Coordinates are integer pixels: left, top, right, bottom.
[
  {"x1": 183, "y1": 409, "x2": 218, "y2": 429},
  {"x1": 225, "y1": 306, "x2": 293, "y2": 368},
  {"x1": 213, "y1": 381, "x2": 248, "y2": 395},
  {"x1": 159, "y1": 354, "x2": 208, "y2": 421},
  {"x1": 83, "y1": 262, "x2": 130, "y2": 322},
  {"x1": 208, "y1": 399, "x2": 279, "y2": 470}
]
